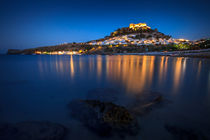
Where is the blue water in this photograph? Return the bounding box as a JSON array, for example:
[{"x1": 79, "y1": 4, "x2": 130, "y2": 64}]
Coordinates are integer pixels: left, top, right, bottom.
[{"x1": 0, "y1": 55, "x2": 210, "y2": 139}]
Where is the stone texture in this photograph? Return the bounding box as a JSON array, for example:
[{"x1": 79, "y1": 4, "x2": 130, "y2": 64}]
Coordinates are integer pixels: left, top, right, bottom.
[{"x1": 68, "y1": 100, "x2": 139, "y2": 137}]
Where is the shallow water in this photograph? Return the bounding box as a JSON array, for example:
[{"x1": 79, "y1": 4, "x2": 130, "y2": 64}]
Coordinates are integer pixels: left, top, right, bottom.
[{"x1": 0, "y1": 55, "x2": 210, "y2": 139}]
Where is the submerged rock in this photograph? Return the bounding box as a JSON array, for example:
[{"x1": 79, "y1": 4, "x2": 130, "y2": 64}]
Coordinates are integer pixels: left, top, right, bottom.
[
  {"x1": 68, "y1": 100, "x2": 139, "y2": 137},
  {"x1": 0, "y1": 121, "x2": 66, "y2": 140},
  {"x1": 68, "y1": 91, "x2": 164, "y2": 137},
  {"x1": 128, "y1": 91, "x2": 163, "y2": 115},
  {"x1": 165, "y1": 124, "x2": 209, "y2": 140}
]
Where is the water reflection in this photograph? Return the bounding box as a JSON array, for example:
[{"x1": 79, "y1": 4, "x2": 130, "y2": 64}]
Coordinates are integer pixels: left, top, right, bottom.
[
  {"x1": 97, "y1": 55, "x2": 102, "y2": 78},
  {"x1": 37, "y1": 55, "x2": 204, "y2": 94},
  {"x1": 158, "y1": 56, "x2": 168, "y2": 86},
  {"x1": 197, "y1": 60, "x2": 202, "y2": 78},
  {"x1": 70, "y1": 55, "x2": 74, "y2": 77},
  {"x1": 105, "y1": 55, "x2": 157, "y2": 94},
  {"x1": 173, "y1": 57, "x2": 183, "y2": 93}
]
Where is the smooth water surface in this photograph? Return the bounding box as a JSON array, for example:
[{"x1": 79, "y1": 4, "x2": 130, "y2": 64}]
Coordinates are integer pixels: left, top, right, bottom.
[{"x1": 0, "y1": 55, "x2": 210, "y2": 139}]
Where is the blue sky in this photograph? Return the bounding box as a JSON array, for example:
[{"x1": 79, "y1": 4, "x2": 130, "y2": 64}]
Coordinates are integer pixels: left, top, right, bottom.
[{"x1": 0, "y1": 0, "x2": 210, "y2": 52}]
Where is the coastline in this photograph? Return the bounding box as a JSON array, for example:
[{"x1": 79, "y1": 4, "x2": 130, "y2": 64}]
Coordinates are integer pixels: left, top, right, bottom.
[
  {"x1": 115, "y1": 48, "x2": 210, "y2": 58},
  {"x1": 5, "y1": 48, "x2": 210, "y2": 59}
]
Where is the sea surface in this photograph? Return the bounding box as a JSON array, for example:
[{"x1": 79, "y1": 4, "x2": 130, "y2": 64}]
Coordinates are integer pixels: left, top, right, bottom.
[{"x1": 0, "y1": 55, "x2": 210, "y2": 140}]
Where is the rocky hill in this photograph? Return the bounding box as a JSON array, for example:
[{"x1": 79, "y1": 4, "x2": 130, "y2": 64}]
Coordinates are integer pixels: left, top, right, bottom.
[
  {"x1": 7, "y1": 23, "x2": 210, "y2": 55},
  {"x1": 87, "y1": 23, "x2": 186, "y2": 46}
]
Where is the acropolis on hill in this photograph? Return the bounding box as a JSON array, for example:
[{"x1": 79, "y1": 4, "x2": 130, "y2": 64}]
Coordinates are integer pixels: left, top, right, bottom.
[{"x1": 129, "y1": 23, "x2": 151, "y2": 29}]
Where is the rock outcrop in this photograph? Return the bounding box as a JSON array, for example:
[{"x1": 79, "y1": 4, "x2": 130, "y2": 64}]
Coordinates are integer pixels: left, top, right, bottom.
[{"x1": 68, "y1": 100, "x2": 139, "y2": 137}]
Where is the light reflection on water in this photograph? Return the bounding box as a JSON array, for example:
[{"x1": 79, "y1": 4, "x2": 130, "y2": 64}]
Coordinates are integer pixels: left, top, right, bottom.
[
  {"x1": 36, "y1": 55, "x2": 204, "y2": 95},
  {"x1": 105, "y1": 55, "x2": 155, "y2": 94},
  {"x1": 34, "y1": 55, "x2": 209, "y2": 101}
]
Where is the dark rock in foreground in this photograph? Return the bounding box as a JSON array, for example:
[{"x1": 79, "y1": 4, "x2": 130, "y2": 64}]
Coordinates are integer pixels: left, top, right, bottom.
[
  {"x1": 0, "y1": 121, "x2": 66, "y2": 140},
  {"x1": 68, "y1": 100, "x2": 139, "y2": 137}
]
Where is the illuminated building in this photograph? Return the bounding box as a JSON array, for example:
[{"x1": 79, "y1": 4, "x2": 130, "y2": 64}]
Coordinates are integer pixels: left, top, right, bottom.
[{"x1": 129, "y1": 23, "x2": 151, "y2": 29}]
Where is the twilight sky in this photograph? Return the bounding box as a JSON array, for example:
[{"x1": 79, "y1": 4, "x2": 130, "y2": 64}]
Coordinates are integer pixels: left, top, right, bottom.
[{"x1": 0, "y1": 0, "x2": 210, "y2": 52}]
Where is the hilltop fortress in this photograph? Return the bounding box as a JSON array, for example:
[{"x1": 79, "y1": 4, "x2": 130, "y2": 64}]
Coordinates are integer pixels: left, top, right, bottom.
[
  {"x1": 129, "y1": 23, "x2": 151, "y2": 29},
  {"x1": 110, "y1": 22, "x2": 152, "y2": 37}
]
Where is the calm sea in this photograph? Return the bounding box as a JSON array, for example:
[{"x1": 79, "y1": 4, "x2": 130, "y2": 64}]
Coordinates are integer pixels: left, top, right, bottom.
[{"x1": 0, "y1": 55, "x2": 210, "y2": 139}]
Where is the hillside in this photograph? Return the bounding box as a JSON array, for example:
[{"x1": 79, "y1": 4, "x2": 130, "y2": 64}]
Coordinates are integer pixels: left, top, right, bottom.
[
  {"x1": 87, "y1": 23, "x2": 187, "y2": 46},
  {"x1": 7, "y1": 23, "x2": 210, "y2": 55}
]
